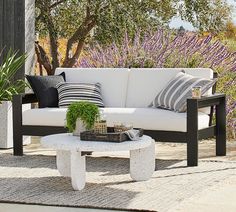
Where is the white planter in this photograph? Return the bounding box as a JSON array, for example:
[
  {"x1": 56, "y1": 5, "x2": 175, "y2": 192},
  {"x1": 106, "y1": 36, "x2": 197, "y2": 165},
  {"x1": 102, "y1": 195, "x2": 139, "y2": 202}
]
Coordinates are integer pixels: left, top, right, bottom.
[
  {"x1": 0, "y1": 101, "x2": 31, "y2": 148},
  {"x1": 73, "y1": 119, "x2": 86, "y2": 136}
]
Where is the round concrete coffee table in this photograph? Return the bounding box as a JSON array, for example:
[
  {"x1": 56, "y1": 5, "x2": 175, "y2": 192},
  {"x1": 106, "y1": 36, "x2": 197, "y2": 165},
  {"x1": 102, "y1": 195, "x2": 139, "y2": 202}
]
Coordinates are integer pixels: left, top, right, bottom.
[{"x1": 41, "y1": 133, "x2": 155, "y2": 190}]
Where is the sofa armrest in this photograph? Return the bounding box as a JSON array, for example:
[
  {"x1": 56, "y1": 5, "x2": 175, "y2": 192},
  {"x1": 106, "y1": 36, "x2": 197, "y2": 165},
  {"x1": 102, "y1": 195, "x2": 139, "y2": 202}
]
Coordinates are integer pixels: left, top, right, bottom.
[
  {"x1": 187, "y1": 93, "x2": 225, "y2": 109},
  {"x1": 187, "y1": 93, "x2": 226, "y2": 141},
  {"x1": 187, "y1": 93, "x2": 226, "y2": 125},
  {"x1": 187, "y1": 93, "x2": 226, "y2": 127},
  {"x1": 186, "y1": 93, "x2": 226, "y2": 166},
  {"x1": 12, "y1": 93, "x2": 37, "y2": 156},
  {"x1": 12, "y1": 93, "x2": 38, "y2": 136},
  {"x1": 13, "y1": 93, "x2": 38, "y2": 104}
]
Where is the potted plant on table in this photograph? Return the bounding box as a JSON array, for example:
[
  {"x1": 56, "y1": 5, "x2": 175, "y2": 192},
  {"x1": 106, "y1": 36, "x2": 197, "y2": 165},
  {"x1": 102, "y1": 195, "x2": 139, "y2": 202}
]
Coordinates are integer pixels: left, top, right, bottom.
[
  {"x1": 66, "y1": 101, "x2": 100, "y2": 136},
  {"x1": 0, "y1": 50, "x2": 28, "y2": 148}
]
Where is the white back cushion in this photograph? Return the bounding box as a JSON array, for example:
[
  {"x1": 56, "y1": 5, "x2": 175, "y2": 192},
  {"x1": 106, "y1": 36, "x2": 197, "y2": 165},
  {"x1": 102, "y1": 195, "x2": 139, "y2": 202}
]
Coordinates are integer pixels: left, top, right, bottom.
[
  {"x1": 126, "y1": 68, "x2": 214, "y2": 107},
  {"x1": 55, "y1": 68, "x2": 129, "y2": 107}
]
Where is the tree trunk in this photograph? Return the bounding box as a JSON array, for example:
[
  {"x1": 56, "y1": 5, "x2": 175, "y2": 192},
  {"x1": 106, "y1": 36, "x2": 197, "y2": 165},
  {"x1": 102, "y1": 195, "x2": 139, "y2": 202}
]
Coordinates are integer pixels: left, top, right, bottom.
[
  {"x1": 37, "y1": 0, "x2": 60, "y2": 75},
  {"x1": 62, "y1": 14, "x2": 96, "y2": 68},
  {"x1": 35, "y1": 0, "x2": 98, "y2": 73},
  {"x1": 62, "y1": 39, "x2": 85, "y2": 67},
  {"x1": 35, "y1": 41, "x2": 53, "y2": 75}
]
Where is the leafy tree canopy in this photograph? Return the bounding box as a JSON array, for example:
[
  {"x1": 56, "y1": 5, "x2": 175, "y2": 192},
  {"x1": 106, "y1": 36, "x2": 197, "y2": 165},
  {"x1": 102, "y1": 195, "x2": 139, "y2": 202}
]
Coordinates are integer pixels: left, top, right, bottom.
[
  {"x1": 35, "y1": 0, "x2": 232, "y2": 74},
  {"x1": 36, "y1": 0, "x2": 232, "y2": 42},
  {"x1": 179, "y1": 0, "x2": 232, "y2": 33}
]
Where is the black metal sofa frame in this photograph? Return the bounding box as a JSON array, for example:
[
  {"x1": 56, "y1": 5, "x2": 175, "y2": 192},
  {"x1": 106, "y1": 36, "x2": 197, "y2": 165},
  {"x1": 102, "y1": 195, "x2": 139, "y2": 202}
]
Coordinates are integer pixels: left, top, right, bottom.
[{"x1": 12, "y1": 74, "x2": 226, "y2": 166}]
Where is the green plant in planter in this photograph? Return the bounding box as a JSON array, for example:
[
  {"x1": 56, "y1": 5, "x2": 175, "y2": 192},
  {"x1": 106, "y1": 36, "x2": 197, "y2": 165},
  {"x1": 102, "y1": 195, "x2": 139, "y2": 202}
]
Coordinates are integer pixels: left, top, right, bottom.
[
  {"x1": 66, "y1": 101, "x2": 100, "y2": 132},
  {"x1": 0, "y1": 50, "x2": 28, "y2": 103}
]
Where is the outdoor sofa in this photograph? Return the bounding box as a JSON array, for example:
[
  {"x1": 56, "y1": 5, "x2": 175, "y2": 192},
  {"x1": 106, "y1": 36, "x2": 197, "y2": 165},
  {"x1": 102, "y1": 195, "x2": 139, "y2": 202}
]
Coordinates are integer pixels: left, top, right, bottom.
[{"x1": 13, "y1": 68, "x2": 226, "y2": 166}]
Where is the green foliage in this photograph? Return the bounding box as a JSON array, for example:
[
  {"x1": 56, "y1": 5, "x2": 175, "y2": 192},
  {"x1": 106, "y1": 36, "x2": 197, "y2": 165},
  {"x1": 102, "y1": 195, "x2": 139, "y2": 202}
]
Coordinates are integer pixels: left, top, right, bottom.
[
  {"x1": 93, "y1": 0, "x2": 176, "y2": 44},
  {"x1": 180, "y1": 0, "x2": 232, "y2": 33},
  {"x1": 66, "y1": 101, "x2": 100, "y2": 132},
  {"x1": 224, "y1": 21, "x2": 236, "y2": 39},
  {"x1": 36, "y1": 0, "x2": 232, "y2": 44},
  {"x1": 36, "y1": 0, "x2": 175, "y2": 43},
  {"x1": 0, "y1": 50, "x2": 28, "y2": 103},
  {"x1": 38, "y1": 0, "x2": 86, "y2": 38}
]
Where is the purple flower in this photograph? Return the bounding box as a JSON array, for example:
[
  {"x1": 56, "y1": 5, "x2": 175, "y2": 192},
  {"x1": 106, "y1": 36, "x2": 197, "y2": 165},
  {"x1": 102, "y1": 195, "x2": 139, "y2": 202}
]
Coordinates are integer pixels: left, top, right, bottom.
[{"x1": 76, "y1": 29, "x2": 236, "y2": 136}]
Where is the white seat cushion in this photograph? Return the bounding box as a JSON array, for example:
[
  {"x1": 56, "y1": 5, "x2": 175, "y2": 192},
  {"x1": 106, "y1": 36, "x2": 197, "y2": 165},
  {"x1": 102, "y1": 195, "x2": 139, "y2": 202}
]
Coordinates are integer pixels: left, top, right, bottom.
[
  {"x1": 23, "y1": 108, "x2": 68, "y2": 127},
  {"x1": 102, "y1": 108, "x2": 209, "y2": 132},
  {"x1": 23, "y1": 107, "x2": 209, "y2": 132},
  {"x1": 55, "y1": 68, "x2": 129, "y2": 107}
]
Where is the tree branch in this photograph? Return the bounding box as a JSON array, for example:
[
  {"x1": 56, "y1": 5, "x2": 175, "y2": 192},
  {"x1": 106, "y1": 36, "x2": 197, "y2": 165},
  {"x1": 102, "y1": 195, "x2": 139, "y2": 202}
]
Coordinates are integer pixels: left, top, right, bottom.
[
  {"x1": 50, "y1": 0, "x2": 66, "y2": 9},
  {"x1": 62, "y1": 0, "x2": 111, "y2": 68},
  {"x1": 36, "y1": 13, "x2": 43, "y2": 23},
  {"x1": 46, "y1": 15, "x2": 60, "y2": 72},
  {"x1": 63, "y1": 4, "x2": 97, "y2": 67},
  {"x1": 62, "y1": 17, "x2": 96, "y2": 67},
  {"x1": 62, "y1": 40, "x2": 85, "y2": 67}
]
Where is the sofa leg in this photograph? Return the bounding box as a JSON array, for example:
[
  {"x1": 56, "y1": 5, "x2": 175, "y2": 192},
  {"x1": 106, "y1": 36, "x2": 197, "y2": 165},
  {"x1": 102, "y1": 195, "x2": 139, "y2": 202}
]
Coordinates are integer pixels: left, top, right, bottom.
[
  {"x1": 216, "y1": 96, "x2": 226, "y2": 156},
  {"x1": 187, "y1": 138, "x2": 198, "y2": 166},
  {"x1": 13, "y1": 133, "x2": 23, "y2": 156},
  {"x1": 187, "y1": 99, "x2": 198, "y2": 166},
  {"x1": 13, "y1": 95, "x2": 23, "y2": 156}
]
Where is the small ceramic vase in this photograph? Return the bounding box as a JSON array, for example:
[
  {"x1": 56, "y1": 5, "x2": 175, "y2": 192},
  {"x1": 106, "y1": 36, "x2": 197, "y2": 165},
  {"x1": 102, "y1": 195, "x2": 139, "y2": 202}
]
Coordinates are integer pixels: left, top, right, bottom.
[{"x1": 73, "y1": 118, "x2": 86, "y2": 136}]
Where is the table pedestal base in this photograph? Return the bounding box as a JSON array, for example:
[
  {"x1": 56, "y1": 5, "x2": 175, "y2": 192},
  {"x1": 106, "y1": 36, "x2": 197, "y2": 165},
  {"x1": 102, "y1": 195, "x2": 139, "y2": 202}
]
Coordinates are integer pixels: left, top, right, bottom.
[
  {"x1": 56, "y1": 150, "x2": 71, "y2": 177},
  {"x1": 55, "y1": 140, "x2": 155, "y2": 190},
  {"x1": 71, "y1": 151, "x2": 86, "y2": 190},
  {"x1": 130, "y1": 140, "x2": 155, "y2": 181}
]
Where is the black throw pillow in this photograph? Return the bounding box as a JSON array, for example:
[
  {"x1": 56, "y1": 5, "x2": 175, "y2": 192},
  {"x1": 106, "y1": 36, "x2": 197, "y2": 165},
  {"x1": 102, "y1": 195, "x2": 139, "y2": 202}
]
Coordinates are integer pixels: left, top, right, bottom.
[{"x1": 26, "y1": 72, "x2": 66, "y2": 108}]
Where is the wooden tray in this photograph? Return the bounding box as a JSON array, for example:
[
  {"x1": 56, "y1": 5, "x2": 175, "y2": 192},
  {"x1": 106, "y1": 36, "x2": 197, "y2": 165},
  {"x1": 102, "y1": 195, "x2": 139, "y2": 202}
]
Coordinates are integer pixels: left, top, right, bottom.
[{"x1": 80, "y1": 127, "x2": 143, "y2": 142}]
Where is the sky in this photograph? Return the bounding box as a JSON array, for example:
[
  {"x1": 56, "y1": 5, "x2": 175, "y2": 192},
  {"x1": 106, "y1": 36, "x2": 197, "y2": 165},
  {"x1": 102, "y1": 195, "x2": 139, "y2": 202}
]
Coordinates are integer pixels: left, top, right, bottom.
[{"x1": 169, "y1": 0, "x2": 236, "y2": 30}]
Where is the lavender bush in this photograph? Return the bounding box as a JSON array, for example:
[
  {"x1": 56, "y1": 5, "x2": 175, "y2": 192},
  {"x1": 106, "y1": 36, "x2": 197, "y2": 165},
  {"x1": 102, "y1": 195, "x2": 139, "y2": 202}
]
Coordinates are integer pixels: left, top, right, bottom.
[{"x1": 78, "y1": 29, "x2": 236, "y2": 138}]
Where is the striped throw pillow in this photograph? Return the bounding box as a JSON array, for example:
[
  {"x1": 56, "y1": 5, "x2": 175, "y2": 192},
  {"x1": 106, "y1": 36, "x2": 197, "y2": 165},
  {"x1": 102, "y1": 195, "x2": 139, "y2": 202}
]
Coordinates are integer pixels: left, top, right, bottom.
[
  {"x1": 56, "y1": 82, "x2": 104, "y2": 108},
  {"x1": 150, "y1": 72, "x2": 216, "y2": 112}
]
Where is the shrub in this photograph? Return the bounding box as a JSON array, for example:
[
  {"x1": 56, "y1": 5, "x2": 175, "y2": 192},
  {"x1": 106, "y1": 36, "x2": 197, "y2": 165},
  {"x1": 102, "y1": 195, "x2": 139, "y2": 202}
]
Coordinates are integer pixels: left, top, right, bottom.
[{"x1": 79, "y1": 29, "x2": 236, "y2": 138}]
